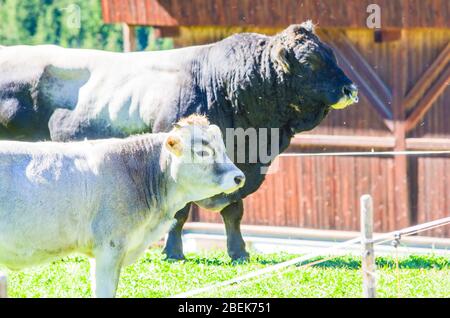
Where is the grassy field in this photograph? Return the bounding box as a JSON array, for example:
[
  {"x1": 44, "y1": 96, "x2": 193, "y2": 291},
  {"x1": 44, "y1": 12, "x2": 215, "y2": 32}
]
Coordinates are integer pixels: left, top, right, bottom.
[{"x1": 4, "y1": 248, "x2": 449, "y2": 298}]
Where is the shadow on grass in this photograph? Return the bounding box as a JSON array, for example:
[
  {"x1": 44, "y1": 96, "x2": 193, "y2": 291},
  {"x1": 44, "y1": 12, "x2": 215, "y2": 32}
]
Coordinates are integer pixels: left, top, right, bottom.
[
  {"x1": 181, "y1": 254, "x2": 449, "y2": 270},
  {"x1": 144, "y1": 249, "x2": 449, "y2": 271},
  {"x1": 296, "y1": 255, "x2": 450, "y2": 270},
  {"x1": 182, "y1": 254, "x2": 291, "y2": 266},
  {"x1": 185, "y1": 256, "x2": 229, "y2": 266}
]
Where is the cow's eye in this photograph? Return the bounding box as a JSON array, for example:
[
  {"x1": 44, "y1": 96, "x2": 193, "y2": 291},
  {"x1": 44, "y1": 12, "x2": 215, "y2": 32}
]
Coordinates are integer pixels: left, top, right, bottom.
[{"x1": 196, "y1": 150, "x2": 211, "y2": 158}]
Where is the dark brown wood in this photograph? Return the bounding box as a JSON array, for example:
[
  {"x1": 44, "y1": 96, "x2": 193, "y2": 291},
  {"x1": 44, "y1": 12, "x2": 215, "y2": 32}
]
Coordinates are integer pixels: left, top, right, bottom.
[
  {"x1": 374, "y1": 29, "x2": 402, "y2": 43},
  {"x1": 154, "y1": 26, "x2": 180, "y2": 37},
  {"x1": 101, "y1": 0, "x2": 450, "y2": 28}
]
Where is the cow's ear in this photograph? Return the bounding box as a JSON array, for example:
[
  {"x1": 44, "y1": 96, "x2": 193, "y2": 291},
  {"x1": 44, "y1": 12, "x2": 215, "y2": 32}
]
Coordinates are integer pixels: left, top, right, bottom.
[
  {"x1": 165, "y1": 135, "x2": 183, "y2": 157},
  {"x1": 271, "y1": 44, "x2": 290, "y2": 74},
  {"x1": 300, "y1": 20, "x2": 315, "y2": 33},
  {"x1": 286, "y1": 22, "x2": 315, "y2": 37}
]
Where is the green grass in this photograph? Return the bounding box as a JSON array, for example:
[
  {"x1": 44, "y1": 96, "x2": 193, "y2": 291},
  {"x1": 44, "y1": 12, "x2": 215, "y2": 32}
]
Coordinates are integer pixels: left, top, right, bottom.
[{"x1": 3, "y1": 249, "x2": 449, "y2": 298}]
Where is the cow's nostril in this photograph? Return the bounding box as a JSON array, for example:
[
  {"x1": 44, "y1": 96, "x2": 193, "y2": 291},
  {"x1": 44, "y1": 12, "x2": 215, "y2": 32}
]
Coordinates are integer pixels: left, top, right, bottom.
[
  {"x1": 234, "y1": 175, "x2": 245, "y2": 186},
  {"x1": 342, "y1": 86, "x2": 352, "y2": 97}
]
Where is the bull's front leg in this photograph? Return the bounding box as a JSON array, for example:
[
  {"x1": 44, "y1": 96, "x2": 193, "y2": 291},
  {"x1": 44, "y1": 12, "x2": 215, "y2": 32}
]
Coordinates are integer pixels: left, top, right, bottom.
[
  {"x1": 220, "y1": 199, "x2": 249, "y2": 261},
  {"x1": 92, "y1": 245, "x2": 125, "y2": 298},
  {"x1": 163, "y1": 204, "x2": 191, "y2": 260}
]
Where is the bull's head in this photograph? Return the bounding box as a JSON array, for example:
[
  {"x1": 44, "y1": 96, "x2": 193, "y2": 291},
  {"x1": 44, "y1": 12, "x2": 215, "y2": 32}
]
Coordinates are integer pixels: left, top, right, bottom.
[{"x1": 270, "y1": 21, "x2": 358, "y2": 132}]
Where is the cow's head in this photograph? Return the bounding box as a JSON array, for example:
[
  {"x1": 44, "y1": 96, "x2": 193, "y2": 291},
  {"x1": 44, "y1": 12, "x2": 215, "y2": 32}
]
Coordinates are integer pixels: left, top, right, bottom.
[
  {"x1": 270, "y1": 21, "x2": 358, "y2": 132},
  {"x1": 164, "y1": 114, "x2": 245, "y2": 201}
]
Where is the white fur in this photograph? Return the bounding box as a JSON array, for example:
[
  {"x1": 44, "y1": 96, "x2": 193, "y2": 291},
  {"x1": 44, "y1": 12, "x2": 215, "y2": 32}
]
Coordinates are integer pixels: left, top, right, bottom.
[{"x1": 0, "y1": 126, "x2": 244, "y2": 297}]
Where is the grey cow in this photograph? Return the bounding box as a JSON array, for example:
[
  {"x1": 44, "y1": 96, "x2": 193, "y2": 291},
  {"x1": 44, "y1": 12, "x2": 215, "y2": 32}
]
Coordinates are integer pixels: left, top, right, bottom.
[
  {"x1": 0, "y1": 22, "x2": 358, "y2": 260},
  {"x1": 0, "y1": 115, "x2": 245, "y2": 297}
]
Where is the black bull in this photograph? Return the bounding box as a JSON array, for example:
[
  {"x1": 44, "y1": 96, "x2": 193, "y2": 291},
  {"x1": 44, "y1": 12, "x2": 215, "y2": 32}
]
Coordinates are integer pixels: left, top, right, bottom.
[{"x1": 0, "y1": 23, "x2": 358, "y2": 260}]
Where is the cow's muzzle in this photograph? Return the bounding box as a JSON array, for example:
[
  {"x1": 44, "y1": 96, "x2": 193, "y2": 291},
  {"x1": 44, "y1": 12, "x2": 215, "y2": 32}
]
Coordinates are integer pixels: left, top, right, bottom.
[{"x1": 331, "y1": 84, "x2": 359, "y2": 110}]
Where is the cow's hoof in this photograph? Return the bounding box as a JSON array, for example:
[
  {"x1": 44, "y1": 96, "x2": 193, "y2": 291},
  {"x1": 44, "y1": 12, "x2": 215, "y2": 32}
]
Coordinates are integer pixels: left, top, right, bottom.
[
  {"x1": 164, "y1": 253, "x2": 186, "y2": 261},
  {"x1": 230, "y1": 251, "x2": 250, "y2": 263}
]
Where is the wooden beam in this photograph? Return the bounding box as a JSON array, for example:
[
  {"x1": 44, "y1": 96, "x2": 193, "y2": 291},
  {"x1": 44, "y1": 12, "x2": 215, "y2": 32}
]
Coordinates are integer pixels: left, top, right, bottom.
[
  {"x1": 391, "y1": 33, "x2": 410, "y2": 229},
  {"x1": 153, "y1": 26, "x2": 180, "y2": 38},
  {"x1": 405, "y1": 65, "x2": 450, "y2": 132},
  {"x1": 404, "y1": 43, "x2": 450, "y2": 110},
  {"x1": 374, "y1": 29, "x2": 402, "y2": 43},
  {"x1": 406, "y1": 138, "x2": 450, "y2": 151},
  {"x1": 288, "y1": 134, "x2": 395, "y2": 150},
  {"x1": 287, "y1": 135, "x2": 450, "y2": 151},
  {"x1": 122, "y1": 23, "x2": 136, "y2": 52}
]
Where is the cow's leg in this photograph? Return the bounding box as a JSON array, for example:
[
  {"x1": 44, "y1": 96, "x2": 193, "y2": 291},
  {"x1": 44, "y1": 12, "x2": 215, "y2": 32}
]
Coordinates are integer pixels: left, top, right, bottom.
[
  {"x1": 163, "y1": 204, "x2": 191, "y2": 260},
  {"x1": 93, "y1": 246, "x2": 124, "y2": 298},
  {"x1": 48, "y1": 109, "x2": 81, "y2": 141},
  {"x1": 220, "y1": 200, "x2": 249, "y2": 261}
]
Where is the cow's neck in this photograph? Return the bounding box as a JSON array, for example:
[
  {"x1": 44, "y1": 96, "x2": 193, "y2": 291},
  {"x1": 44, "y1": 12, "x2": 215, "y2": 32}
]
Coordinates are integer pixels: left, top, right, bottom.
[
  {"x1": 197, "y1": 42, "x2": 295, "y2": 132},
  {"x1": 122, "y1": 137, "x2": 203, "y2": 219},
  {"x1": 115, "y1": 135, "x2": 178, "y2": 218}
]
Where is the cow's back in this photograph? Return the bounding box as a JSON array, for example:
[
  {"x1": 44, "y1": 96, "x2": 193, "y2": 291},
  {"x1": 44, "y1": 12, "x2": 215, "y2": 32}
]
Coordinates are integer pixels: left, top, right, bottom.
[{"x1": 0, "y1": 44, "x2": 207, "y2": 141}]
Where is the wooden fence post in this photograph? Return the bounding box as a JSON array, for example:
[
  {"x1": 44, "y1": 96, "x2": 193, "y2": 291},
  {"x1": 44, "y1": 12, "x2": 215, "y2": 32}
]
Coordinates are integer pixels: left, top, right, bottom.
[
  {"x1": 122, "y1": 23, "x2": 136, "y2": 52},
  {"x1": 360, "y1": 194, "x2": 376, "y2": 298},
  {"x1": 0, "y1": 272, "x2": 6, "y2": 298}
]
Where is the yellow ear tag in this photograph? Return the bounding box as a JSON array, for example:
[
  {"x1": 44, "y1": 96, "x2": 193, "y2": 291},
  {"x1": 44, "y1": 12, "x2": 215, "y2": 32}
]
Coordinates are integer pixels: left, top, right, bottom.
[{"x1": 166, "y1": 136, "x2": 183, "y2": 157}]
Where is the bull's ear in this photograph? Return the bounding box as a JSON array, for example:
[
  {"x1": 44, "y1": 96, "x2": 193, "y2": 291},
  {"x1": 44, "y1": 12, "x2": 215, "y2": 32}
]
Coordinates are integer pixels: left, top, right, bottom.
[
  {"x1": 300, "y1": 20, "x2": 315, "y2": 33},
  {"x1": 165, "y1": 135, "x2": 183, "y2": 157},
  {"x1": 271, "y1": 44, "x2": 290, "y2": 74},
  {"x1": 286, "y1": 21, "x2": 315, "y2": 36}
]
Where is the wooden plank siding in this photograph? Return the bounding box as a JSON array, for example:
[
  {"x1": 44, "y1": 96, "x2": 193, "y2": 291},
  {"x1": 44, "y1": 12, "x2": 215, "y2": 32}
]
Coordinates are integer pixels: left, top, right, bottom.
[{"x1": 196, "y1": 153, "x2": 398, "y2": 232}]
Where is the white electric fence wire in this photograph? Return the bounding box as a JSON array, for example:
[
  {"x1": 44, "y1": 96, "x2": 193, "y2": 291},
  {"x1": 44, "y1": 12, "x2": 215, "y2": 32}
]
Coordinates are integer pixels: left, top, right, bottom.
[{"x1": 171, "y1": 216, "x2": 450, "y2": 298}]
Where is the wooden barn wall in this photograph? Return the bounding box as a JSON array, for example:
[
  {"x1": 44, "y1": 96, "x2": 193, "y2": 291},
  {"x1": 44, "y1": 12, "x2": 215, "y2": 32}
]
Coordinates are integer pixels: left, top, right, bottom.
[
  {"x1": 101, "y1": 0, "x2": 449, "y2": 28},
  {"x1": 192, "y1": 28, "x2": 450, "y2": 237},
  {"x1": 415, "y1": 157, "x2": 450, "y2": 237},
  {"x1": 196, "y1": 154, "x2": 398, "y2": 232}
]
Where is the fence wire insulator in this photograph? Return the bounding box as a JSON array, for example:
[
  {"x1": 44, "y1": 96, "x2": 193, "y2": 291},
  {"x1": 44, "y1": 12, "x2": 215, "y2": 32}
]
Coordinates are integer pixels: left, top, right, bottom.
[{"x1": 391, "y1": 232, "x2": 402, "y2": 248}]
